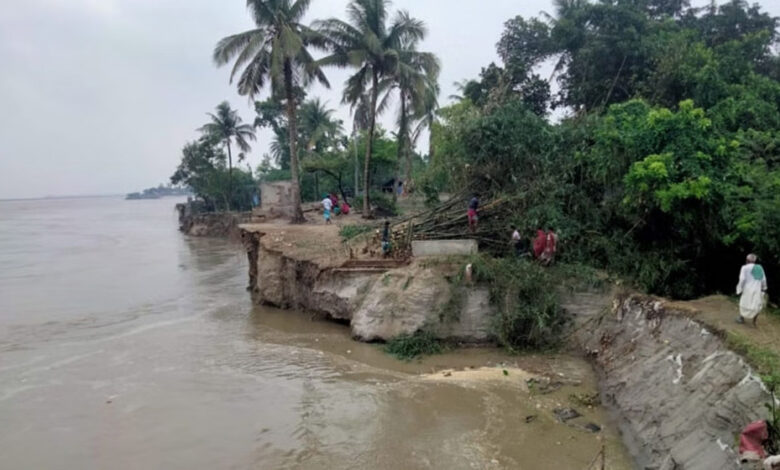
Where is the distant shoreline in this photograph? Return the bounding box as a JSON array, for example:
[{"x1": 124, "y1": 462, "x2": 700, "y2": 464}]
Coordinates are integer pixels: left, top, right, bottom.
[{"x1": 0, "y1": 194, "x2": 188, "y2": 202}]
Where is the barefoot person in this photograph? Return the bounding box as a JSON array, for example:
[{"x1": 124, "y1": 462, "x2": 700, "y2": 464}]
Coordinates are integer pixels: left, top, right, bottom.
[{"x1": 736, "y1": 253, "x2": 768, "y2": 326}]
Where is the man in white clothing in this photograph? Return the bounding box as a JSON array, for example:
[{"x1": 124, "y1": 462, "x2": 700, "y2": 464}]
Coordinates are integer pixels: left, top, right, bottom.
[{"x1": 737, "y1": 253, "x2": 768, "y2": 326}]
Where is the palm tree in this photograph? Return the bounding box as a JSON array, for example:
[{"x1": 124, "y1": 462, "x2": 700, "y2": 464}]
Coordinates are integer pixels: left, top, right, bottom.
[
  {"x1": 213, "y1": 0, "x2": 329, "y2": 223},
  {"x1": 299, "y1": 98, "x2": 343, "y2": 156},
  {"x1": 389, "y1": 43, "x2": 439, "y2": 199},
  {"x1": 316, "y1": 0, "x2": 427, "y2": 217},
  {"x1": 299, "y1": 98, "x2": 344, "y2": 197},
  {"x1": 411, "y1": 79, "x2": 440, "y2": 166},
  {"x1": 198, "y1": 101, "x2": 256, "y2": 209}
]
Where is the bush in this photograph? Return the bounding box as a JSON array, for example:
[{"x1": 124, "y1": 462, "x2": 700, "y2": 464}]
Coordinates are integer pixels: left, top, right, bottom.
[
  {"x1": 369, "y1": 190, "x2": 398, "y2": 216},
  {"x1": 384, "y1": 330, "x2": 444, "y2": 360},
  {"x1": 469, "y1": 255, "x2": 567, "y2": 351}
]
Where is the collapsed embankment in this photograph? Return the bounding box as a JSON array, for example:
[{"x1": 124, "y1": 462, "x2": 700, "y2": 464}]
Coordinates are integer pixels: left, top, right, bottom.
[
  {"x1": 176, "y1": 203, "x2": 250, "y2": 239},
  {"x1": 568, "y1": 292, "x2": 772, "y2": 470},
  {"x1": 241, "y1": 227, "x2": 493, "y2": 343},
  {"x1": 242, "y1": 224, "x2": 773, "y2": 468}
]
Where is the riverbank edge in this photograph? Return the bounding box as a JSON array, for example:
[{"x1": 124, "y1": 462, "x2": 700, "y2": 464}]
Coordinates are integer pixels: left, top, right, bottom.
[
  {"x1": 240, "y1": 223, "x2": 773, "y2": 469},
  {"x1": 240, "y1": 226, "x2": 495, "y2": 343},
  {"x1": 175, "y1": 203, "x2": 251, "y2": 239}
]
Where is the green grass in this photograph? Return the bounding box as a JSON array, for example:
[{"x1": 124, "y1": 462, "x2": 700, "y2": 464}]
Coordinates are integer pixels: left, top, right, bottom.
[
  {"x1": 384, "y1": 330, "x2": 445, "y2": 361},
  {"x1": 339, "y1": 224, "x2": 373, "y2": 241},
  {"x1": 725, "y1": 331, "x2": 780, "y2": 387}
]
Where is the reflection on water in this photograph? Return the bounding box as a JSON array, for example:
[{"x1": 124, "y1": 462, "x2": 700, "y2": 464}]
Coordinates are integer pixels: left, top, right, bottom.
[{"x1": 0, "y1": 197, "x2": 632, "y2": 469}]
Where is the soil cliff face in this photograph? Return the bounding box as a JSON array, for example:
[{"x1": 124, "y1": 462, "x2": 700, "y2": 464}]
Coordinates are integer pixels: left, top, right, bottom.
[
  {"x1": 243, "y1": 229, "x2": 494, "y2": 342},
  {"x1": 176, "y1": 204, "x2": 251, "y2": 239},
  {"x1": 570, "y1": 293, "x2": 771, "y2": 470}
]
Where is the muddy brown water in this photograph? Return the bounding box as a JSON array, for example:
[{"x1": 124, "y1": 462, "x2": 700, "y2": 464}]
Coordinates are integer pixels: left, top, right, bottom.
[{"x1": 0, "y1": 197, "x2": 633, "y2": 469}]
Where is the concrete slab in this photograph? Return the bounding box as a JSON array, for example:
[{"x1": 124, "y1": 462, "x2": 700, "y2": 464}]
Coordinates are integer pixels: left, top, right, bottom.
[{"x1": 412, "y1": 240, "x2": 478, "y2": 257}]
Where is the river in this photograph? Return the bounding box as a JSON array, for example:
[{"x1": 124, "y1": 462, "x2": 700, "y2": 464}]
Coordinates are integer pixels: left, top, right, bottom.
[{"x1": 0, "y1": 196, "x2": 633, "y2": 469}]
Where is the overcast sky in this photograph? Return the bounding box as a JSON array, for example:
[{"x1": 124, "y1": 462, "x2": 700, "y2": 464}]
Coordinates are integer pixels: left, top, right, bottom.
[{"x1": 0, "y1": 0, "x2": 778, "y2": 199}]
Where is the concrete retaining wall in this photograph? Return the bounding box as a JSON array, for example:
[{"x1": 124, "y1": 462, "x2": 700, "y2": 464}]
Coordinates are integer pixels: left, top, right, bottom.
[{"x1": 412, "y1": 240, "x2": 478, "y2": 257}]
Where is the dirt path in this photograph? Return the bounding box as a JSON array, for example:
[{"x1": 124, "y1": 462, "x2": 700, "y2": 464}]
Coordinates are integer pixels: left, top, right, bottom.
[{"x1": 669, "y1": 295, "x2": 780, "y2": 377}]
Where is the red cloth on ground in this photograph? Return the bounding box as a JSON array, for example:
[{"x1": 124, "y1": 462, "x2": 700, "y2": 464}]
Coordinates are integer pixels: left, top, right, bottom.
[
  {"x1": 340, "y1": 202, "x2": 350, "y2": 215},
  {"x1": 533, "y1": 230, "x2": 546, "y2": 258},
  {"x1": 739, "y1": 420, "x2": 768, "y2": 460}
]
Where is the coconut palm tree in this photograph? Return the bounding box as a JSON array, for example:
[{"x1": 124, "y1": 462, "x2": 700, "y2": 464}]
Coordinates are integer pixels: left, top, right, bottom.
[
  {"x1": 299, "y1": 98, "x2": 344, "y2": 197},
  {"x1": 386, "y1": 42, "x2": 439, "y2": 200},
  {"x1": 411, "y1": 79, "x2": 440, "y2": 165},
  {"x1": 213, "y1": 0, "x2": 329, "y2": 222},
  {"x1": 299, "y1": 98, "x2": 343, "y2": 156},
  {"x1": 198, "y1": 101, "x2": 256, "y2": 209},
  {"x1": 315, "y1": 0, "x2": 427, "y2": 217}
]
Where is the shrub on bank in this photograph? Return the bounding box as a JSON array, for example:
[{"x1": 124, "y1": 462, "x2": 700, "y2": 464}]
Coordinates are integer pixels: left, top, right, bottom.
[
  {"x1": 469, "y1": 255, "x2": 567, "y2": 351},
  {"x1": 384, "y1": 330, "x2": 444, "y2": 360}
]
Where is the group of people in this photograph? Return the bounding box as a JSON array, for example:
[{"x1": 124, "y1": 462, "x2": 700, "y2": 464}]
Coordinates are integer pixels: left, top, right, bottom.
[
  {"x1": 321, "y1": 193, "x2": 350, "y2": 224},
  {"x1": 510, "y1": 226, "x2": 558, "y2": 265},
  {"x1": 467, "y1": 194, "x2": 559, "y2": 265}
]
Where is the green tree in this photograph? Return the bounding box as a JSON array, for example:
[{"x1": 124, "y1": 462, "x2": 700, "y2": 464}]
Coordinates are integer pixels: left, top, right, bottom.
[
  {"x1": 213, "y1": 0, "x2": 329, "y2": 222},
  {"x1": 197, "y1": 101, "x2": 256, "y2": 209},
  {"x1": 316, "y1": 0, "x2": 427, "y2": 217},
  {"x1": 171, "y1": 135, "x2": 257, "y2": 211}
]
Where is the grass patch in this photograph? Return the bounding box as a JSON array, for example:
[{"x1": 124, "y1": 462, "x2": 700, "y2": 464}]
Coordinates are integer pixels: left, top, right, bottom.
[
  {"x1": 339, "y1": 224, "x2": 373, "y2": 241},
  {"x1": 384, "y1": 330, "x2": 444, "y2": 361},
  {"x1": 725, "y1": 331, "x2": 780, "y2": 386}
]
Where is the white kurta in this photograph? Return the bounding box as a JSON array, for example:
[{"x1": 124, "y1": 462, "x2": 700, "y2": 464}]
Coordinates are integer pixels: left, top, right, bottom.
[{"x1": 736, "y1": 263, "x2": 768, "y2": 320}]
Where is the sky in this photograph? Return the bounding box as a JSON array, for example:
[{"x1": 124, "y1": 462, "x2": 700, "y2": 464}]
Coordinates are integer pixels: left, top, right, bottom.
[{"x1": 0, "y1": 0, "x2": 778, "y2": 199}]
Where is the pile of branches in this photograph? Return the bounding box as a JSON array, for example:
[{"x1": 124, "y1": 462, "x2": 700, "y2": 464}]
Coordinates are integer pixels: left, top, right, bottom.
[{"x1": 389, "y1": 190, "x2": 528, "y2": 256}]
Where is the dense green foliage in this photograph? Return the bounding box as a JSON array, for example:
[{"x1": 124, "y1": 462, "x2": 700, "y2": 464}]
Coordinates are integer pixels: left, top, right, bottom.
[
  {"x1": 197, "y1": 102, "x2": 256, "y2": 209},
  {"x1": 170, "y1": 134, "x2": 257, "y2": 211},
  {"x1": 469, "y1": 255, "x2": 567, "y2": 351},
  {"x1": 426, "y1": 0, "x2": 780, "y2": 300}
]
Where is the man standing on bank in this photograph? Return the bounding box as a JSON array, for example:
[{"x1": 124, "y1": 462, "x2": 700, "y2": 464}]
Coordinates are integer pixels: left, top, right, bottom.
[{"x1": 736, "y1": 253, "x2": 768, "y2": 326}]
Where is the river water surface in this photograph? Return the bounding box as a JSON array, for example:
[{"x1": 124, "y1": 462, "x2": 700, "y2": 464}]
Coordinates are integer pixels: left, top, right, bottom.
[{"x1": 0, "y1": 197, "x2": 633, "y2": 469}]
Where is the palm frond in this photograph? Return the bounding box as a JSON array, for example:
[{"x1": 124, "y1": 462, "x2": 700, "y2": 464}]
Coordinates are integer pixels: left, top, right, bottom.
[{"x1": 213, "y1": 29, "x2": 264, "y2": 66}]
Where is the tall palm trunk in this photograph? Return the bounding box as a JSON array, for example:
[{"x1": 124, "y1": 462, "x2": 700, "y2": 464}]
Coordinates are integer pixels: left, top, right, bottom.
[
  {"x1": 226, "y1": 139, "x2": 233, "y2": 211},
  {"x1": 362, "y1": 70, "x2": 379, "y2": 218},
  {"x1": 428, "y1": 122, "x2": 435, "y2": 162},
  {"x1": 393, "y1": 92, "x2": 407, "y2": 203},
  {"x1": 284, "y1": 59, "x2": 305, "y2": 223},
  {"x1": 354, "y1": 131, "x2": 360, "y2": 197}
]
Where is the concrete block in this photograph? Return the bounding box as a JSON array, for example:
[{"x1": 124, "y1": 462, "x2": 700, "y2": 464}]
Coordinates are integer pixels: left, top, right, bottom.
[{"x1": 411, "y1": 240, "x2": 478, "y2": 257}]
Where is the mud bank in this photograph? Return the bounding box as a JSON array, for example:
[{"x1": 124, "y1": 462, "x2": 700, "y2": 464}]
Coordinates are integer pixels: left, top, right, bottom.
[
  {"x1": 176, "y1": 203, "x2": 250, "y2": 239},
  {"x1": 242, "y1": 223, "x2": 773, "y2": 468},
  {"x1": 569, "y1": 292, "x2": 772, "y2": 470},
  {"x1": 241, "y1": 227, "x2": 494, "y2": 342}
]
